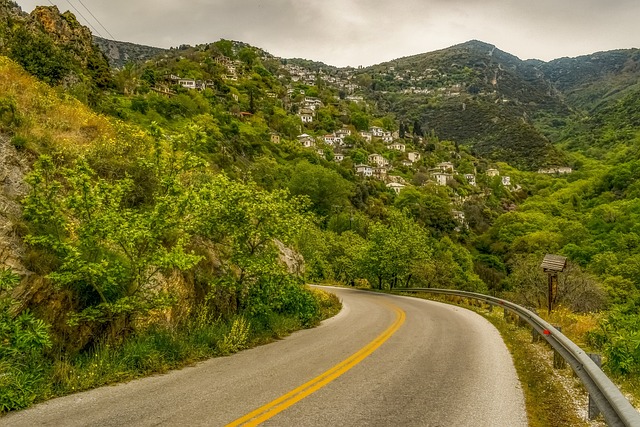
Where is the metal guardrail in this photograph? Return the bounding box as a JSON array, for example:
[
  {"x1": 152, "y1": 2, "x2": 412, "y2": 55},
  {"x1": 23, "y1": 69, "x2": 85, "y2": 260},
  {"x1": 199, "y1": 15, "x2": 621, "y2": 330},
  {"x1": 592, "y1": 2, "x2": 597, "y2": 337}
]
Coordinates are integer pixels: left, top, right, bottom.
[{"x1": 393, "y1": 288, "x2": 640, "y2": 427}]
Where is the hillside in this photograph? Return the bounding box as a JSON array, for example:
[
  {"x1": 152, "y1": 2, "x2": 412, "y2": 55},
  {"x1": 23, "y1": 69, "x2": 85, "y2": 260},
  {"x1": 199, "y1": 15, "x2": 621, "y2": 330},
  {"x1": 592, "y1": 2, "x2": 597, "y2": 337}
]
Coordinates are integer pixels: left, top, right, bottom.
[
  {"x1": 537, "y1": 48, "x2": 640, "y2": 111},
  {"x1": 348, "y1": 40, "x2": 570, "y2": 170},
  {"x1": 88, "y1": 32, "x2": 640, "y2": 171},
  {"x1": 93, "y1": 36, "x2": 168, "y2": 68}
]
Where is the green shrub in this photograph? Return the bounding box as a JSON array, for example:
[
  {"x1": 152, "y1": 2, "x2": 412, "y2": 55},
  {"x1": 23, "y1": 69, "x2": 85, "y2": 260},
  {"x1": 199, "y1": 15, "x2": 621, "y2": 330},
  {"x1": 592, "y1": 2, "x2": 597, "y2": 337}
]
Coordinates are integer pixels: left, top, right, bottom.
[
  {"x1": 0, "y1": 96, "x2": 21, "y2": 130},
  {"x1": 0, "y1": 268, "x2": 52, "y2": 412},
  {"x1": 588, "y1": 307, "x2": 640, "y2": 375},
  {"x1": 10, "y1": 134, "x2": 27, "y2": 149},
  {"x1": 218, "y1": 316, "x2": 250, "y2": 355}
]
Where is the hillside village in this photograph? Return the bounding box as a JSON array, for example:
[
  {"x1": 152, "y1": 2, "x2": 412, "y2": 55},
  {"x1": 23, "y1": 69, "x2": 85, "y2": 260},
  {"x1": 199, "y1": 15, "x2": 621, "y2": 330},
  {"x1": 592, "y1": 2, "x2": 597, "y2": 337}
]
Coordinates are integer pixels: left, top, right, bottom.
[{"x1": 137, "y1": 48, "x2": 535, "y2": 232}]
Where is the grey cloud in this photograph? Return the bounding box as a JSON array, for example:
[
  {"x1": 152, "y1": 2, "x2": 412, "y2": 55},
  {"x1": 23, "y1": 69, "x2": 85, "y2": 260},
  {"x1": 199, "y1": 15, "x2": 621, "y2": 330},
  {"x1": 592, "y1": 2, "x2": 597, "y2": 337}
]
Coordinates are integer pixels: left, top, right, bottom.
[{"x1": 15, "y1": 0, "x2": 640, "y2": 66}]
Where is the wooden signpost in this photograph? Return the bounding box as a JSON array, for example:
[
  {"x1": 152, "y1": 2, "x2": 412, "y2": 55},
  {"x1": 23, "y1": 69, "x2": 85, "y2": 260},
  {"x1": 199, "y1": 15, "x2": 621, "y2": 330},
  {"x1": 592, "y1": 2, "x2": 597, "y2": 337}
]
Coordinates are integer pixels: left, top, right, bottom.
[{"x1": 540, "y1": 254, "x2": 567, "y2": 314}]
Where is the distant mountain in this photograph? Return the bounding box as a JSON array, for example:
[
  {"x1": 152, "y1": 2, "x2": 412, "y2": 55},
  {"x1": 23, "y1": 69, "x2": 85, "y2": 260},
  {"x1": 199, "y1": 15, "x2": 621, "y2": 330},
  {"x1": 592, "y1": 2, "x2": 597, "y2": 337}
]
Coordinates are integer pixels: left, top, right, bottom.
[
  {"x1": 335, "y1": 41, "x2": 640, "y2": 169},
  {"x1": 534, "y1": 49, "x2": 640, "y2": 111},
  {"x1": 93, "y1": 36, "x2": 168, "y2": 68},
  {"x1": 350, "y1": 40, "x2": 569, "y2": 169}
]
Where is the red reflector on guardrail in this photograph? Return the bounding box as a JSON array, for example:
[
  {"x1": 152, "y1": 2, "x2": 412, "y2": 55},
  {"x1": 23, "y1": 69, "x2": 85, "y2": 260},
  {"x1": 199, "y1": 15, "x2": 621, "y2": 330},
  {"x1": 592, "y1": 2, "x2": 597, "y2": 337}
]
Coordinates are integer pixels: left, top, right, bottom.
[{"x1": 543, "y1": 329, "x2": 551, "y2": 335}]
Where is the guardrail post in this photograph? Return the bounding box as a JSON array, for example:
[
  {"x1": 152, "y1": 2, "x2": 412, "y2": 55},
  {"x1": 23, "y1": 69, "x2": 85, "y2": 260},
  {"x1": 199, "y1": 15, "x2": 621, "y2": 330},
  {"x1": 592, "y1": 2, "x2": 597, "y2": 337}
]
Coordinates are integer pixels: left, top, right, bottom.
[
  {"x1": 588, "y1": 353, "x2": 602, "y2": 420},
  {"x1": 503, "y1": 308, "x2": 510, "y2": 322},
  {"x1": 532, "y1": 328, "x2": 541, "y2": 343},
  {"x1": 486, "y1": 303, "x2": 493, "y2": 313},
  {"x1": 553, "y1": 326, "x2": 567, "y2": 369}
]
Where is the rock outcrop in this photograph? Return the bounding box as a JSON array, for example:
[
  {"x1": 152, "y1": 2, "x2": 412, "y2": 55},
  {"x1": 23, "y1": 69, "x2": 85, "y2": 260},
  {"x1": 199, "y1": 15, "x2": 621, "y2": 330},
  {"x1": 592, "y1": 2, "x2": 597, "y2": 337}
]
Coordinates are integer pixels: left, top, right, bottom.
[
  {"x1": 0, "y1": 134, "x2": 30, "y2": 274},
  {"x1": 275, "y1": 239, "x2": 305, "y2": 277}
]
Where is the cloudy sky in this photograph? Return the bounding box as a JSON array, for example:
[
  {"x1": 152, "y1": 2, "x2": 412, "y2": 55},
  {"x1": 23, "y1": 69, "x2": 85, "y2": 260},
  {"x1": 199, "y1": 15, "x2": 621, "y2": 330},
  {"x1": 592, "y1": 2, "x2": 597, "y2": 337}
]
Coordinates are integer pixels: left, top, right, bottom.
[{"x1": 15, "y1": 0, "x2": 640, "y2": 67}]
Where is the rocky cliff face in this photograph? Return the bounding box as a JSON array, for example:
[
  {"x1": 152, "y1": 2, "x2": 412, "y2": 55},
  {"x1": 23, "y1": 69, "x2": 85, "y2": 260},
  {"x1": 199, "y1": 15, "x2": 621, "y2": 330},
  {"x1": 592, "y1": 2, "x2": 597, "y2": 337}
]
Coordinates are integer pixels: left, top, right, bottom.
[
  {"x1": 93, "y1": 36, "x2": 168, "y2": 68},
  {"x1": 30, "y1": 6, "x2": 96, "y2": 67},
  {"x1": 0, "y1": 134, "x2": 30, "y2": 274},
  {"x1": 0, "y1": 3, "x2": 112, "y2": 90}
]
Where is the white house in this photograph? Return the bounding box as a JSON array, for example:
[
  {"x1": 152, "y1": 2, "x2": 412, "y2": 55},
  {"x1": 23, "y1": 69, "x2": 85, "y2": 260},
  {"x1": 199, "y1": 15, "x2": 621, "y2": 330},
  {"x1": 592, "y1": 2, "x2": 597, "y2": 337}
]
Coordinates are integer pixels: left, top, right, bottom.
[
  {"x1": 387, "y1": 182, "x2": 406, "y2": 194},
  {"x1": 464, "y1": 174, "x2": 476, "y2": 186},
  {"x1": 298, "y1": 134, "x2": 315, "y2": 148},
  {"x1": 437, "y1": 162, "x2": 455, "y2": 172},
  {"x1": 407, "y1": 152, "x2": 421, "y2": 163},
  {"x1": 370, "y1": 126, "x2": 384, "y2": 137},
  {"x1": 355, "y1": 164, "x2": 373, "y2": 177},
  {"x1": 303, "y1": 97, "x2": 323, "y2": 110},
  {"x1": 486, "y1": 168, "x2": 500, "y2": 177},
  {"x1": 337, "y1": 126, "x2": 352, "y2": 136},
  {"x1": 373, "y1": 167, "x2": 388, "y2": 180},
  {"x1": 452, "y1": 210, "x2": 468, "y2": 231},
  {"x1": 502, "y1": 176, "x2": 511, "y2": 186},
  {"x1": 178, "y1": 79, "x2": 196, "y2": 89},
  {"x1": 401, "y1": 160, "x2": 413, "y2": 167},
  {"x1": 334, "y1": 154, "x2": 345, "y2": 162},
  {"x1": 433, "y1": 172, "x2": 452, "y2": 186},
  {"x1": 301, "y1": 139, "x2": 315, "y2": 148},
  {"x1": 538, "y1": 167, "x2": 573, "y2": 174},
  {"x1": 452, "y1": 210, "x2": 466, "y2": 223},
  {"x1": 360, "y1": 131, "x2": 372, "y2": 142},
  {"x1": 389, "y1": 143, "x2": 406, "y2": 152},
  {"x1": 299, "y1": 109, "x2": 314, "y2": 123},
  {"x1": 324, "y1": 134, "x2": 336, "y2": 145},
  {"x1": 368, "y1": 154, "x2": 387, "y2": 167}
]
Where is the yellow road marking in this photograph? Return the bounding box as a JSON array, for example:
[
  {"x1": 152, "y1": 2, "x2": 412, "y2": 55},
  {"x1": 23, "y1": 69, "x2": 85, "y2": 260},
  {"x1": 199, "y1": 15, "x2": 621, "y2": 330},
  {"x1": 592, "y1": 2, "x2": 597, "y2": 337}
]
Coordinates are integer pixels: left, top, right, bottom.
[{"x1": 225, "y1": 302, "x2": 406, "y2": 427}]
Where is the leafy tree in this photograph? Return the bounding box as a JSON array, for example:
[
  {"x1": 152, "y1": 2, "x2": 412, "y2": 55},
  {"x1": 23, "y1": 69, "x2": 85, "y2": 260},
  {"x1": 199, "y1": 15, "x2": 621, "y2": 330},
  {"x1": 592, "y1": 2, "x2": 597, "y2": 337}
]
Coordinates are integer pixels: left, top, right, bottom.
[
  {"x1": 23, "y1": 152, "x2": 202, "y2": 344},
  {"x1": 287, "y1": 161, "x2": 354, "y2": 218},
  {"x1": 413, "y1": 120, "x2": 423, "y2": 137},
  {"x1": 360, "y1": 211, "x2": 431, "y2": 289},
  {"x1": 195, "y1": 175, "x2": 316, "y2": 322},
  {"x1": 427, "y1": 237, "x2": 486, "y2": 292},
  {"x1": 394, "y1": 188, "x2": 456, "y2": 233},
  {"x1": 212, "y1": 39, "x2": 234, "y2": 58},
  {"x1": 350, "y1": 110, "x2": 370, "y2": 131},
  {"x1": 238, "y1": 47, "x2": 258, "y2": 68},
  {"x1": 8, "y1": 26, "x2": 72, "y2": 85}
]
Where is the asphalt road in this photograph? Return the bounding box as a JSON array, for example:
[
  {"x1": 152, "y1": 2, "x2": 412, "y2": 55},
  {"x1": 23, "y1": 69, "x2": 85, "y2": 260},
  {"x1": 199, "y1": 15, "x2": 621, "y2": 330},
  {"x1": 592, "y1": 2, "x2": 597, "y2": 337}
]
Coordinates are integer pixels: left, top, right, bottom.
[{"x1": 1, "y1": 287, "x2": 527, "y2": 426}]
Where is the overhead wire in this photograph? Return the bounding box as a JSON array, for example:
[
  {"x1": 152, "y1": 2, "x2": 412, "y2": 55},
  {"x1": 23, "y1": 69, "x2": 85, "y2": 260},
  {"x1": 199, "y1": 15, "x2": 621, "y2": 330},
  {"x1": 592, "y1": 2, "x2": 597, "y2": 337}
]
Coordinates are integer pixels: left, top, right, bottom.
[
  {"x1": 75, "y1": 0, "x2": 117, "y2": 40},
  {"x1": 61, "y1": 0, "x2": 106, "y2": 39},
  {"x1": 44, "y1": 1, "x2": 117, "y2": 41}
]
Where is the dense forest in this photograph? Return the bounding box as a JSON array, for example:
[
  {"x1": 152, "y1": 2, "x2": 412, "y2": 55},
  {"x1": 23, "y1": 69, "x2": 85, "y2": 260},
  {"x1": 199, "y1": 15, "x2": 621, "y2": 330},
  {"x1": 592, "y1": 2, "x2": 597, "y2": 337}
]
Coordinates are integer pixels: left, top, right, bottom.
[{"x1": 1, "y1": 0, "x2": 640, "y2": 412}]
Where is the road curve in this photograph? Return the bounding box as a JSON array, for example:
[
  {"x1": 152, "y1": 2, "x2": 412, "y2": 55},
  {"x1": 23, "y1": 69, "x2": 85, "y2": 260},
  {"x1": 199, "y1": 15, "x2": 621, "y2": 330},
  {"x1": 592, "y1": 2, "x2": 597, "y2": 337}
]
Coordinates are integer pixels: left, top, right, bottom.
[{"x1": 1, "y1": 287, "x2": 527, "y2": 426}]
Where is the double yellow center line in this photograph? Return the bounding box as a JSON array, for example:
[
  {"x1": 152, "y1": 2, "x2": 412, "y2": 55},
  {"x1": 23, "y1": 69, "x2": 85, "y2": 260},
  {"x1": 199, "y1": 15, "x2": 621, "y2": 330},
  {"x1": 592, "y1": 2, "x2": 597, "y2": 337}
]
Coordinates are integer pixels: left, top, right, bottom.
[{"x1": 226, "y1": 302, "x2": 406, "y2": 426}]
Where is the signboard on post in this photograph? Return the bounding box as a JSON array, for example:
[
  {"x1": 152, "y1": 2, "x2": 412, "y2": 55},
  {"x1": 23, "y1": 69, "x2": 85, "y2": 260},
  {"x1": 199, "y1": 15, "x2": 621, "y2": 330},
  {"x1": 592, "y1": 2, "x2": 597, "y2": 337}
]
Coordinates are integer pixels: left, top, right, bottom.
[{"x1": 540, "y1": 254, "x2": 567, "y2": 314}]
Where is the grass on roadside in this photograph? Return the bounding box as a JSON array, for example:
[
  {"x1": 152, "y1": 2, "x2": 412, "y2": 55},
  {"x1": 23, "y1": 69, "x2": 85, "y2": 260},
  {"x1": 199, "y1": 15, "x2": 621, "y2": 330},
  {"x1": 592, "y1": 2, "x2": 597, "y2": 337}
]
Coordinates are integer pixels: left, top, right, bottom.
[{"x1": 2, "y1": 287, "x2": 342, "y2": 413}]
